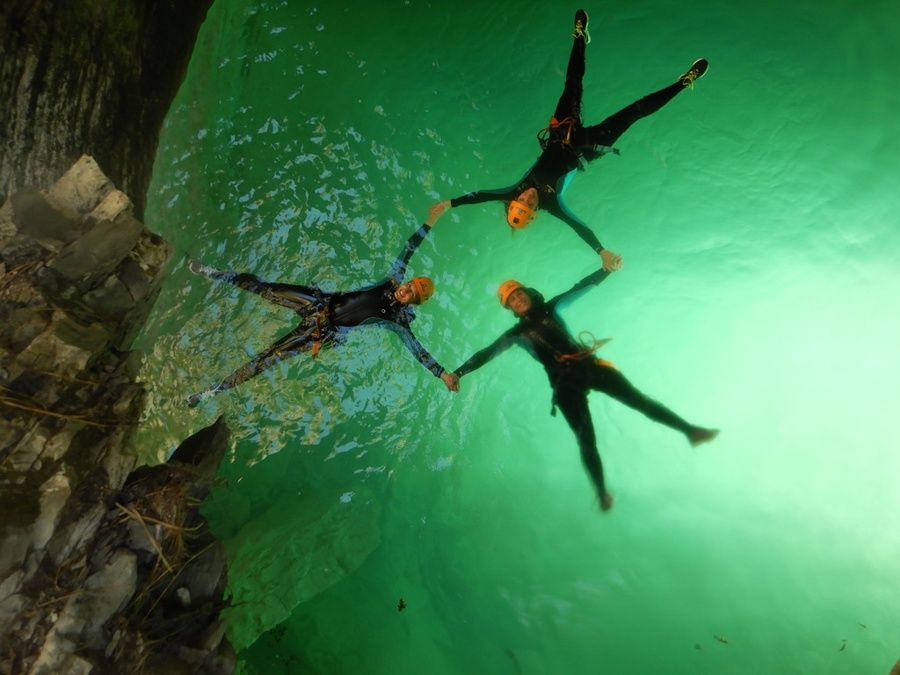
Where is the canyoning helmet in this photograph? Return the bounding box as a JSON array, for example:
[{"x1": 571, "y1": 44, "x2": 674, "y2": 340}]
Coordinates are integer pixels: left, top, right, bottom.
[
  {"x1": 506, "y1": 200, "x2": 536, "y2": 229},
  {"x1": 497, "y1": 279, "x2": 525, "y2": 306},
  {"x1": 410, "y1": 276, "x2": 435, "y2": 304}
]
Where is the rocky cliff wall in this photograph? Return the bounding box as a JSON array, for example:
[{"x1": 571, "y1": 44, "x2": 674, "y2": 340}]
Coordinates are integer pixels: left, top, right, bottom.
[
  {"x1": 0, "y1": 2, "x2": 235, "y2": 670},
  {"x1": 0, "y1": 157, "x2": 232, "y2": 674},
  {"x1": 0, "y1": 0, "x2": 213, "y2": 219}
]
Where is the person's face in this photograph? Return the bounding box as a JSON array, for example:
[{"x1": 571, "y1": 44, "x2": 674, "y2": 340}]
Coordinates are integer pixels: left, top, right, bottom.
[
  {"x1": 394, "y1": 282, "x2": 419, "y2": 305},
  {"x1": 506, "y1": 288, "x2": 532, "y2": 316},
  {"x1": 517, "y1": 187, "x2": 539, "y2": 209}
]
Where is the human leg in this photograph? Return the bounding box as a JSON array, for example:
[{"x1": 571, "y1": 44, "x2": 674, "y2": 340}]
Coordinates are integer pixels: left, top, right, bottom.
[
  {"x1": 187, "y1": 323, "x2": 321, "y2": 407},
  {"x1": 572, "y1": 8, "x2": 590, "y2": 44},
  {"x1": 586, "y1": 362, "x2": 715, "y2": 442},
  {"x1": 189, "y1": 260, "x2": 320, "y2": 312},
  {"x1": 555, "y1": 383, "x2": 613, "y2": 510},
  {"x1": 580, "y1": 57, "x2": 708, "y2": 148},
  {"x1": 551, "y1": 12, "x2": 590, "y2": 124}
]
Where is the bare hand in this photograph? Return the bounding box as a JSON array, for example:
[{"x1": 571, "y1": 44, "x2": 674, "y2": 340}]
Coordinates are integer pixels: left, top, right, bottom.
[
  {"x1": 599, "y1": 491, "x2": 614, "y2": 512},
  {"x1": 600, "y1": 249, "x2": 623, "y2": 272},
  {"x1": 427, "y1": 200, "x2": 451, "y2": 226},
  {"x1": 441, "y1": 372, "x2": 460, "y2": 392}
]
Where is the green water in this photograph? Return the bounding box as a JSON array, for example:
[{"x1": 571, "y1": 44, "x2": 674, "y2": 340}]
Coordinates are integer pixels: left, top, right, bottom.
[{"x1": 136, "y1": 1, "x2": 900, "y2": 672}]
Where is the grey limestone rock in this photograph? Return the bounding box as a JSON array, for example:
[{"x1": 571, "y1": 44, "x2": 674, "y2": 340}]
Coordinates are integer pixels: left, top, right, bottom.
[
  {"x1": 49, "y1": 213, "x2": 143, "y2": 285},
  {"x1": 45, "y1": 155, "x2": 113, "y2": 219},
  {"x1": 9, "y1": 189, "x2": 81, "y2": 250},
  {"x1": 0, "y1": 590, "x2": 25, "y2": 640},
  {"x1": 0, "y1": 0, "x2": 228, "y2": 668},
  {"x1": 81, "y1": 274, "x2": 136, "y2": 323},
  {"x1": 115, "y1": 256, "x2": 152, "y2": 304},
  {"x1": 30, "y1": 549, "x2": 137, "y2": 672},
  {"x1": 88, "y1": 188, "x2": 133, "y2": 223},
  {"x1": 15, "y1": 315, "x2": 94, "y2": 374},
  {"x1": 0, "y1": 199, "x2": 15, "y2": 242},
  {"x1": 32, "y1": 473, "x2": 72, "y2": 551},
  {"x1": 77, "y1": 548, "x2": 138, "y2": 646},
  {"x1": 46, "y1": 504, "x2": 107, "y2": 568},
  {"x1": 51, "y1": 313, "x2": 112, "y2": 354},
  {"x1": 0, "y1": 484, "x2": 41, "y2": 579},
  {"x1": 2, "y1": 427, "x2": 52, "y2": 475}
]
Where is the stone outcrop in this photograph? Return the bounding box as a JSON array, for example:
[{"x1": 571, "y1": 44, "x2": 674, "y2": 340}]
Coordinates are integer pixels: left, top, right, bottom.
[
  {"x1": 0, "y1": 0, "x2": 214, "y2": 218},
  {"x1": 0, "y1": 157, "x2": 233, "y2": 674}
]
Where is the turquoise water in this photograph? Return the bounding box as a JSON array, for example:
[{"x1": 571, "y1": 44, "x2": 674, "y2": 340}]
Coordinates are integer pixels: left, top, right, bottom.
[{"x1": 136, "y1": 1, "x2": 900, "y2": 672}]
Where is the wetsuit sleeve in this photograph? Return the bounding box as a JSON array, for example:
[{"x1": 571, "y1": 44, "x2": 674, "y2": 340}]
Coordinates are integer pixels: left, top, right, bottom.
[
  {"x1": 449, "y1": 185, "x2": 519, "y2": 207},
  {"x1": 389, "y1": 224, "x2": 431, "y2": 283},
  {"x1": 542, "y1": 198, "x2": 605, "y2": 252},
  {"x1": 454, "y1": 328, "x2": 520, "y2": 377},
  {"x1": 547, "y1": 268, "x2": 612, "y2": 310},
  {"x1": 385, "y1": 322, "x2": 445, "y2": 377}
]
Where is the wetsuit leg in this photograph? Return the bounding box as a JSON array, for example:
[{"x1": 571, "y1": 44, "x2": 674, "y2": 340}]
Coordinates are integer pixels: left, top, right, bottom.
[
  {"x1": 196, "y1": 266, "x2": 320, "y2": 313},
  {"x1": 187, "y1": 323, "x2": 320, "y2": 406},
  {"x1": 582, "y1": 79, "x2": 687, "y2": 148},
  {"x1": 554, "y1": 384, "x2": 609, "y2": 499},
  {"x1": 586, "y1": 362, "x2": 694, "y2": 434},
  {"x1": 553, "y1": 34, "x2": 587, "y2": 123}
]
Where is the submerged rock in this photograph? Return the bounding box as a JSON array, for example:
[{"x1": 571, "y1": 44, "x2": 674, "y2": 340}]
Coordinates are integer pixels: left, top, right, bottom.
[{"x1": 223, "y1": 479, "x2": 382, "y2": 652}]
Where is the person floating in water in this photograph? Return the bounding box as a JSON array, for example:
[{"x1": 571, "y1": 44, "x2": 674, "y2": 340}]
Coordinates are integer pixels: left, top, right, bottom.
[
  {"x1": 428, "y1": 9, "x2": 709, "y2": 272},
  {"x1": 186, "y1": 219, "x2": 458, "y2": 407},
  {"x1": 448, "y1": 269, "x2": 718, "y2": 510}
]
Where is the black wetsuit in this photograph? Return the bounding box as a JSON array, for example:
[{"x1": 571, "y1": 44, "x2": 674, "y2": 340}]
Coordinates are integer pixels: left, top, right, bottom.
[
  {"x1": 449, "y1": 33, "x2": 694, "y2": 253},
  {"x1": 189, "y1": 225, "x2": 443, "y2": 403},
  {"x1": 454, "y1": 269, "x2": 699, "y2": 499}
]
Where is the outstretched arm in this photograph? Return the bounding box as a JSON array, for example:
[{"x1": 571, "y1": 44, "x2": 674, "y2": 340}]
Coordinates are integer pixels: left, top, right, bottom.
[
  {"x1": 389, "y1": 223, "x2": 431, "y2": 283},
  {"x1": 547, "y1": 268, "x2": 613, "y2": 311},
  {"x1": 386, "y1": 322, "x2": 450, "y2": 380},
  {"x1": 429, "y1": 183, "x2": 521, "y2": 225},
  {"x1": 454, "y1": 328, "x2": 520, "y2": 378},
  {"x1": 543, "y1": 198, "x2": 622, "y2": 271}
]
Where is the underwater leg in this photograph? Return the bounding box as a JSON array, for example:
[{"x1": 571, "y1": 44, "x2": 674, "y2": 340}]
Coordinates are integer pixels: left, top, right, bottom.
[
  {"x1": 587, "y1": 362, "x2": 716, "y2": 444},
  {"x1": 187, "y1": 324, "x2": 319, "y2": 407},
  {"x1": 555, "y1": 384, "x2": 614, "y2": 510},
  {"x1": 189, "y1": 260, "x2": 320, "y2": 312}
]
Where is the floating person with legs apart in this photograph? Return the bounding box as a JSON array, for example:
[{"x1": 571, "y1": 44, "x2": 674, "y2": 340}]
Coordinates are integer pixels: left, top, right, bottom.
[
  {"x1": 448, "y1": 269, "x2": 718, "y2": 511},
  {"x1": 428, "y1": 9, "x2": 708, "y2": 271},
  {"x1": 186, "y1": 216, "x2": 458, "y2": 407}
]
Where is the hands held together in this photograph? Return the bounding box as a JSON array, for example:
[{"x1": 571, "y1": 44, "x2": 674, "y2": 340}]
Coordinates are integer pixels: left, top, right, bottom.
[
  {"x1": 427, "y1": 200, "x2": 451, "y2": 226},
  {"x1": 441, "y1": 371, "x2": 460, "y2": 392},
  {"x1": 428, "y1": 200, "x2": 619, "y2": 395},
  {"x1": 600, "y1": 248, "x2": 622, "y2": 272}
]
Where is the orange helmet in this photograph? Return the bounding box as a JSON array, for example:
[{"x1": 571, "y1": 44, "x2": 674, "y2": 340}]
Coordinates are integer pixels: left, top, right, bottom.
[
  {"x1": 506, "y1": 200, "x2": 536, "y2": 229},
  {"x1": 497, "y1": 279, "x2": 525, "y2": 306},
  {"x1": 409, "y1": 276, "x2": 435, "y2": 304}
]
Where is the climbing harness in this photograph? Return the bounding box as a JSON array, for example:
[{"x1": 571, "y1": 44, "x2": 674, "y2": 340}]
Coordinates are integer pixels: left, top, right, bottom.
[
  {"x1": 538, "y1": 116, "x2": 577, "y2": 150},
  {"x1": 309, "y1": 305, "x2": 333, "y2": 358},
  {"x1": 556, "y1": 331, "x2": 612, "y2": 363},
  {"x1": 546, "y1": 331, "x2": 614, "y2": 416}
]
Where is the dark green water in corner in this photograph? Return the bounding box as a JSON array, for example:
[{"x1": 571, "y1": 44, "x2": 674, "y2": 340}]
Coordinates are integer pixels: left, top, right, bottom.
[{"x1": 135, "y1": 1, "x2": 900, "y2": 673}]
